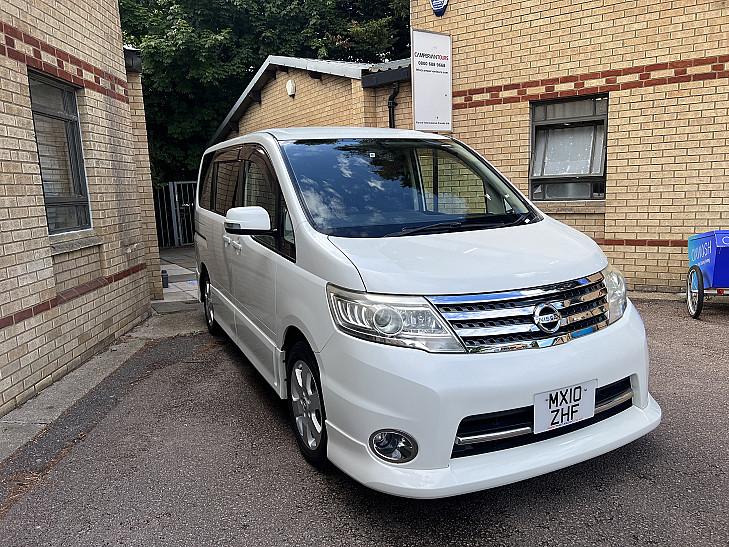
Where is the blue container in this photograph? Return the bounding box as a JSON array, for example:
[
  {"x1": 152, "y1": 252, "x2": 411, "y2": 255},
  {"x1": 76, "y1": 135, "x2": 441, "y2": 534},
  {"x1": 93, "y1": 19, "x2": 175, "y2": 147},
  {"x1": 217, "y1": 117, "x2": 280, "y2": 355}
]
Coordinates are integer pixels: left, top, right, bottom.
[{"x1": 687, "y1": 230, "x2": 729, "y2": 289}]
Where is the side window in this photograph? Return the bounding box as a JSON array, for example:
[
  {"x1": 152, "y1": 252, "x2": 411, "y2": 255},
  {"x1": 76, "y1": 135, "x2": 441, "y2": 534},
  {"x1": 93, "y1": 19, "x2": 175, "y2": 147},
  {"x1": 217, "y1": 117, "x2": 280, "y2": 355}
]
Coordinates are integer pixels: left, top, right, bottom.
[
  {"x1": 244, "y1": 160, "x2": 276, "y2": 220},
  {"x1": 243, "y1": 159, "x2": 276, "y2": 248},
  {"x1": 214, "y1": 160, "x2": 243, "y2": 216},
  {"x1": 241, "y1": 147, "x2": 295, "y2": 260},
  {"x1": 198, "y1": 153, "x2": 214, "y2": 211}
]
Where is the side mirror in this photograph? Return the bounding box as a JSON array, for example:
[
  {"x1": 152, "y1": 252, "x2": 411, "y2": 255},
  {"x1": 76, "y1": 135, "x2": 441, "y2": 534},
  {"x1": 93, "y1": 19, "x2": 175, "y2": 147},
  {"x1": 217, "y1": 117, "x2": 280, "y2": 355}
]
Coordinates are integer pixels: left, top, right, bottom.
[{"x1": 224, "y1": 206, "x2": 272, "y2": 234}]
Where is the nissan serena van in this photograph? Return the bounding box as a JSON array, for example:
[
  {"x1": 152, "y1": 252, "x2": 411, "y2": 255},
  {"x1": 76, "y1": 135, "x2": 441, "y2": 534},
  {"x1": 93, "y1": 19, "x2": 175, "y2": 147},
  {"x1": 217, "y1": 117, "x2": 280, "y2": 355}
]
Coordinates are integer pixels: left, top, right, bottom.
[{"x1": 194, "y1": 127, "x2": 661, "y2": 498}]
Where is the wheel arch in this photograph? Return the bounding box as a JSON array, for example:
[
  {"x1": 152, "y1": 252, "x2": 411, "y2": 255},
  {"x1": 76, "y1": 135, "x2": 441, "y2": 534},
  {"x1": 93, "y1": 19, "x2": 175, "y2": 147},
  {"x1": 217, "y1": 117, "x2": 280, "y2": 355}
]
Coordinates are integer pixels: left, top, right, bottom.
[
  {"x1": 198, "y1": 262, "x2": 210, "y2": 302},
  {"x1": 281, "y1": 326, "x2": 309, "y2": 377},
  {"x1": 278, "y1": 325, "x2": 324, "y2": 396}
]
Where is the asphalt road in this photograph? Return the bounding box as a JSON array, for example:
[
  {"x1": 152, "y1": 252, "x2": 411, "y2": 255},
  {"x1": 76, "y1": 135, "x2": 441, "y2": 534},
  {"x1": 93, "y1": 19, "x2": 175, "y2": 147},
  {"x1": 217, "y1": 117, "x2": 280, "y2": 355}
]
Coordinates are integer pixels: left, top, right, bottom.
[{"x1": 1, "y1": 298, "x2": 728, "y2": 546}]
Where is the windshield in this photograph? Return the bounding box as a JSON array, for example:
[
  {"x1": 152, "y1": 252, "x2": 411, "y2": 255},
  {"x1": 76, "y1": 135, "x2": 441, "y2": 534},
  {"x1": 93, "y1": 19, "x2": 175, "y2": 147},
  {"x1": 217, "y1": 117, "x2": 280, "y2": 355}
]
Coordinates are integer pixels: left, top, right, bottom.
[{"x1": 280, "y1": 138, "x2": 537, "y2": 238}]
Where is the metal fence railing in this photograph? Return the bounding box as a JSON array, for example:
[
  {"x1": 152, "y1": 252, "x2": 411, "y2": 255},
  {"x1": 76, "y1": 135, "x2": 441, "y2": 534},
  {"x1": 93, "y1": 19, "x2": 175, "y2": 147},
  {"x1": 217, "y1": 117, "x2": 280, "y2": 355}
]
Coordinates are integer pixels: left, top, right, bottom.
[{"x1": 154, "y1": 181, "x2": 196, "y2": 248}]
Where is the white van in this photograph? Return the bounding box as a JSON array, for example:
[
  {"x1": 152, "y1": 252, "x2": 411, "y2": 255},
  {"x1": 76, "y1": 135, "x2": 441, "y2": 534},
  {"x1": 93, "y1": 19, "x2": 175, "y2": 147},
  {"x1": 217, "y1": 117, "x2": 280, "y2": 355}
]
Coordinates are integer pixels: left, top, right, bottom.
[{"x1": 194, "y1": 127, "x2": 661, "y2": 498}]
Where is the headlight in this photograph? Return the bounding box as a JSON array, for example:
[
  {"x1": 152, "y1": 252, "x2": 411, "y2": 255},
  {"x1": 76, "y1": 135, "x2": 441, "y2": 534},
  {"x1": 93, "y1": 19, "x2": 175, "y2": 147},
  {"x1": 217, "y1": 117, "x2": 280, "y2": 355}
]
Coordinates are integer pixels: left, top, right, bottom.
[
  {"x1": 602, "y1": 264, "x2": 627, "y2": 324},
  {"x1": 327, "y1": 285, "x2": 465, "y2": 352}
]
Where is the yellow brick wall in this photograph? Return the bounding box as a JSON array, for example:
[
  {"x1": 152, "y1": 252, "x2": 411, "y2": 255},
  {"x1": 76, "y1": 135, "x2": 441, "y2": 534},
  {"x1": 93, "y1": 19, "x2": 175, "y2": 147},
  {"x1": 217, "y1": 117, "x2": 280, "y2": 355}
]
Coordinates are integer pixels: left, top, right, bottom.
[
  {"x1": 0, "y1": 53, "x2": 56, "y2": 316},
  {"x1": 0, "y1": 1, "x2": 157, "y2": 416},
  {"x1": 0, "y1": 270, "x2": 149, "y2": 414},
  {"x1": 371, "y1": 81, "x2": 414, "y2": 130},
  {"x1": 236, "y1": 69, "x2": 365, "y2": 134},
  {"x1": 412, "y1": 0, "x2": 729, "y2": 291},
  {"x1": 413, "y1": 0, "x2": 727, "y2": 85},
  {"x1": 607, "y1": 81, "x2": 729, "y2": 241},
  {"x1": 79, "y1": 87, "x2": 147, "y2": 273},
  {"x1": 51, "y1": 245, "x2": 103, "y2": 293},
  {"x1": 231, "y1": 67, "x2": 408, "y2": 138},
  {"x1": 127, "y1": 72, "x2": 163, "y2": 300},
  {"x1": 538, "y1": 201, "x2": 606, "y2": 241},
  {"x1": 1, "y1": 0, "x2": 125, "y2": 77}
]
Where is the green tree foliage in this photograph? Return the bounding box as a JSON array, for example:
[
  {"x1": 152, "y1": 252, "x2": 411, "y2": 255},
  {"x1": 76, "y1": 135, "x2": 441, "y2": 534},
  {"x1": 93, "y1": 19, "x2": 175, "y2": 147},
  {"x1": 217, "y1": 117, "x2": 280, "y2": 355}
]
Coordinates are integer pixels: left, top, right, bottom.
[{"x1": 119, "y1": 0, "x2": 409, "y2": 186}]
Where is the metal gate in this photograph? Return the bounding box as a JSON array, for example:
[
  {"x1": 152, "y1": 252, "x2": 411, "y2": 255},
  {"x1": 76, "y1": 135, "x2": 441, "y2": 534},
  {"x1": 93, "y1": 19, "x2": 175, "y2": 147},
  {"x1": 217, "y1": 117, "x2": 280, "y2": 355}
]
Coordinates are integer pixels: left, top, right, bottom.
[{"x1": 154, "y1": 181, "x2": 196, "y2": 248}]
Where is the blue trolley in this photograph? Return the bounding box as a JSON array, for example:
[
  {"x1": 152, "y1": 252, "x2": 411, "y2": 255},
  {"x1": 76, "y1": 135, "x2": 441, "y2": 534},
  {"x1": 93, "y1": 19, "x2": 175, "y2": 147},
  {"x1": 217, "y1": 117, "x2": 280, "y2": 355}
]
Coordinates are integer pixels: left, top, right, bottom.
[{"x1": 686, "y1": 230, "x2": 729, "y2": 318}]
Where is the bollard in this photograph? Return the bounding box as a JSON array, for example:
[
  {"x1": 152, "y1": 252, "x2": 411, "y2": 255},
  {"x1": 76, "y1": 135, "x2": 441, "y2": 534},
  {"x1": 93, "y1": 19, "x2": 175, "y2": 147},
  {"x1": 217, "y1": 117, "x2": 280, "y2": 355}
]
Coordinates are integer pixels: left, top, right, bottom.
[{"x1": 161, "y1": 269, "x2": 168, "y2": 288}]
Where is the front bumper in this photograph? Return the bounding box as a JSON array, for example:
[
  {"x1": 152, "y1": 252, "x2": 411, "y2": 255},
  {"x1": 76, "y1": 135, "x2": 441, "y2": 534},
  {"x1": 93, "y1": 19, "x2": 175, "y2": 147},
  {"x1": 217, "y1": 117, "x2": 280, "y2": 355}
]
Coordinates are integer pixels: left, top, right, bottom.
[
  {"x1": 327, "y1": 396, "x2": 660, "y2": 498},
  {"x1": 317, "y1": 301, "x2": 661, "y2": 498}
]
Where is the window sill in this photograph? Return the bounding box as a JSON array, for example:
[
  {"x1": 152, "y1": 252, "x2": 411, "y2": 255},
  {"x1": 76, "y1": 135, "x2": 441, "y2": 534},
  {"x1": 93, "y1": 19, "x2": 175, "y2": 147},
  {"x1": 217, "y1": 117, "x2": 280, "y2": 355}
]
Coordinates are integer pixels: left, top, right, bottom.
[
  {"x1": 535, "y1": 201, "x2": 606, "y2": 215},
  {"x1": 49, "y1": 230, "x2": 103, "y2": 256}
]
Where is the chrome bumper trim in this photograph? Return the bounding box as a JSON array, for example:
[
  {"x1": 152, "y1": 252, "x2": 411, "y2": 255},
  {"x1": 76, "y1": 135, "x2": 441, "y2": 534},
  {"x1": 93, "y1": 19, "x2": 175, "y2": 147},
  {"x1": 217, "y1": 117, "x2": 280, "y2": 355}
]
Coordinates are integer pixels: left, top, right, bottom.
[{"x1": 454, "y1": 388, "x2": 634, "y2": 446}]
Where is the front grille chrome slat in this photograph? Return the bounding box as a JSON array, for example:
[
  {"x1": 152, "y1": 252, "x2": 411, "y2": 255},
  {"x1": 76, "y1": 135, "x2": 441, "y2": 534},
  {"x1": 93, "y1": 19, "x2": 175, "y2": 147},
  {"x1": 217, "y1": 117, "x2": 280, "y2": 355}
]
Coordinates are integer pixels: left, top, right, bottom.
[
  {"x1": 562, "y1": 303, "x2": 609, "y2": 326},
  {"x1": 441, "y1": 305, "x2": 536, "y2": 321},
  {"x1": 428, "y1": 272, "x2": 609, "y2": 353},
  {"x1": 552, "y1": 286, "x2": 608, "y2": 310},
  {"x1": 429, "y1": 272, "x2": 604, "y2": 306},
  {"x1": 454, "y1": 322, "x2": 541, "y2": 338}
]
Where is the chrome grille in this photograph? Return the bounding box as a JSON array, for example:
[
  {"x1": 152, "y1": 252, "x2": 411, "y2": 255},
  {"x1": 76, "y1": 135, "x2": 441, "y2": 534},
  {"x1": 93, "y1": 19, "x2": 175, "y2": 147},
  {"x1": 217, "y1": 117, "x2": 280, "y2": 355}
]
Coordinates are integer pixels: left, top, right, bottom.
[{"x1": 428, "y1": 272, "x2": 609, "y2": 353}]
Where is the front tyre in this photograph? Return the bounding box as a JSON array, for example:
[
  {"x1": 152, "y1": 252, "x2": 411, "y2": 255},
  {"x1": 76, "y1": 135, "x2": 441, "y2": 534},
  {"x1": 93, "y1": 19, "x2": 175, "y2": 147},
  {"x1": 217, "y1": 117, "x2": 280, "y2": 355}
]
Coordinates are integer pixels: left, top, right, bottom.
[
  {"x1": 287, "y1": 341, "x2": 328, "y2": 468},
  {"x1": 686, "y1": 265, "x2": 704, "y2": 319}
]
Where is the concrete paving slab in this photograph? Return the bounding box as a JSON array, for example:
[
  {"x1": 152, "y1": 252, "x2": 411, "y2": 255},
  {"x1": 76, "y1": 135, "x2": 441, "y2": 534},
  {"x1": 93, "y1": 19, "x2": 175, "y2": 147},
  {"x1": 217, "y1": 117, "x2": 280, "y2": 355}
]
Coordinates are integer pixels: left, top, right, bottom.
[
  {"x1": 150, "y1": 299, "x2": 202, "y2": 314},
  {"x1": 161, "y1": 280, "x2": 199, "y2": 301},
  {"x1": 159, "y1": 247, "x2": 196, "y2": 271},
  {"x1": 134, "y1": 307, "x2": 206, "y2": 338},
  {"x1": 168, "y1": 273, "x2": 196, "y2": 283}
]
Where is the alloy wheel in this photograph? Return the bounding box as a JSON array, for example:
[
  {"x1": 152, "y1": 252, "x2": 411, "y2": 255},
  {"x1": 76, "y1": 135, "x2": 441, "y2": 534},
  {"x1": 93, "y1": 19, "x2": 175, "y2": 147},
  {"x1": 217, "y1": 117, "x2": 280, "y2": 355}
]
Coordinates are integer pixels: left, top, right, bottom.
[{"x1": 289, "y1": 359, "x2": 324, "y2": 450}]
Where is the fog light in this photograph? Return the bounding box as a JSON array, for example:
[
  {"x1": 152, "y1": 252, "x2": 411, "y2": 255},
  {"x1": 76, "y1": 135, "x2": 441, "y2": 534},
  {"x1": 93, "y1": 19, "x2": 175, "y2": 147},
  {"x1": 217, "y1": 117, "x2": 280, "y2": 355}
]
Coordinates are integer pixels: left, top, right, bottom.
[{"x1": 369, "y1": 430, "x2": 418, "y2": 463}]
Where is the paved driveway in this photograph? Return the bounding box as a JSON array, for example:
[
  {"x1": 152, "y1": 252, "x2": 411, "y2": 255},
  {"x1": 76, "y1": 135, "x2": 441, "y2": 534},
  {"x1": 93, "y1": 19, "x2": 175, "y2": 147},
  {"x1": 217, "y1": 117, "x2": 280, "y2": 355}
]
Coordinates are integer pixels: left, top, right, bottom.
[{"x1": 0, "y1": 298, "x2": 727, "y2": 546}]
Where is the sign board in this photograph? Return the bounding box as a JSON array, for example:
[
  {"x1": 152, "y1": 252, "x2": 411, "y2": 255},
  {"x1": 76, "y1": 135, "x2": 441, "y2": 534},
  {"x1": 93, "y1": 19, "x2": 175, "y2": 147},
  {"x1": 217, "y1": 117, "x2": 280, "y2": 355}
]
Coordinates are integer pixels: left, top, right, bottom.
[{"x1": 411, "y1": 29, "x2": 452, "y2": 132}]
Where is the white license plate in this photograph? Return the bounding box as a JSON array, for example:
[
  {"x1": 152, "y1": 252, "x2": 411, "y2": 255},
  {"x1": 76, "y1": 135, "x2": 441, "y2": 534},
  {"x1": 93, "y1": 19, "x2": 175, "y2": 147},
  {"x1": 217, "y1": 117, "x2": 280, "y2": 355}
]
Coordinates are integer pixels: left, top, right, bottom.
[{"x1": 533, "y1": 380, "x2": 597, "y2": 434}]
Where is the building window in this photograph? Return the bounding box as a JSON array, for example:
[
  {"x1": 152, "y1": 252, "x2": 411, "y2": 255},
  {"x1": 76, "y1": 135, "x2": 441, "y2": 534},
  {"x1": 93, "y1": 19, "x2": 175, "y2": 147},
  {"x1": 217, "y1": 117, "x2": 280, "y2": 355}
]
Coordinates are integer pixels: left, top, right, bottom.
[
  {"x1": 29, "y1": 74, "x2": 91, "y2": 233},
  {"x1": 530, "y1": 95, "x2": 608, "y2": 201}
]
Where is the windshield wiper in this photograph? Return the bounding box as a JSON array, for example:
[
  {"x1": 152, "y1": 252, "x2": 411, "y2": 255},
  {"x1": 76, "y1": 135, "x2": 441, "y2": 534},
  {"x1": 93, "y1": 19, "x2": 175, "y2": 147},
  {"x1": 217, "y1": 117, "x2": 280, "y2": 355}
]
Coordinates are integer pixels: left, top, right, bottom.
[
  {"x1": 384, "y1": 221, "x2": 463, "y2": 237},
  {"x1": 503, "y1": 211, "x2": 534, "y2": 227},
  {"x1": 479, "y1": 212, "x2": 536, "y2": 229},
  {"x1": 384, "y1": 212, "x2": 537, "y2": 237}
]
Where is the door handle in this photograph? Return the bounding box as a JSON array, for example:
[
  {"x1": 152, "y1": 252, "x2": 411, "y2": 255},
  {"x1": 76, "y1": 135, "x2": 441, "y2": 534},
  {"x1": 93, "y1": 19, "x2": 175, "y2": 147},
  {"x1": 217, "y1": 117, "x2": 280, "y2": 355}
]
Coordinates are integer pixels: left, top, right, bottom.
[
  {"x1": 231, "y1": 240, "x2": 243, "y2": 251},
  {"x1": 223, "y1": 235, "x2": 232, "y2": 246}
]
